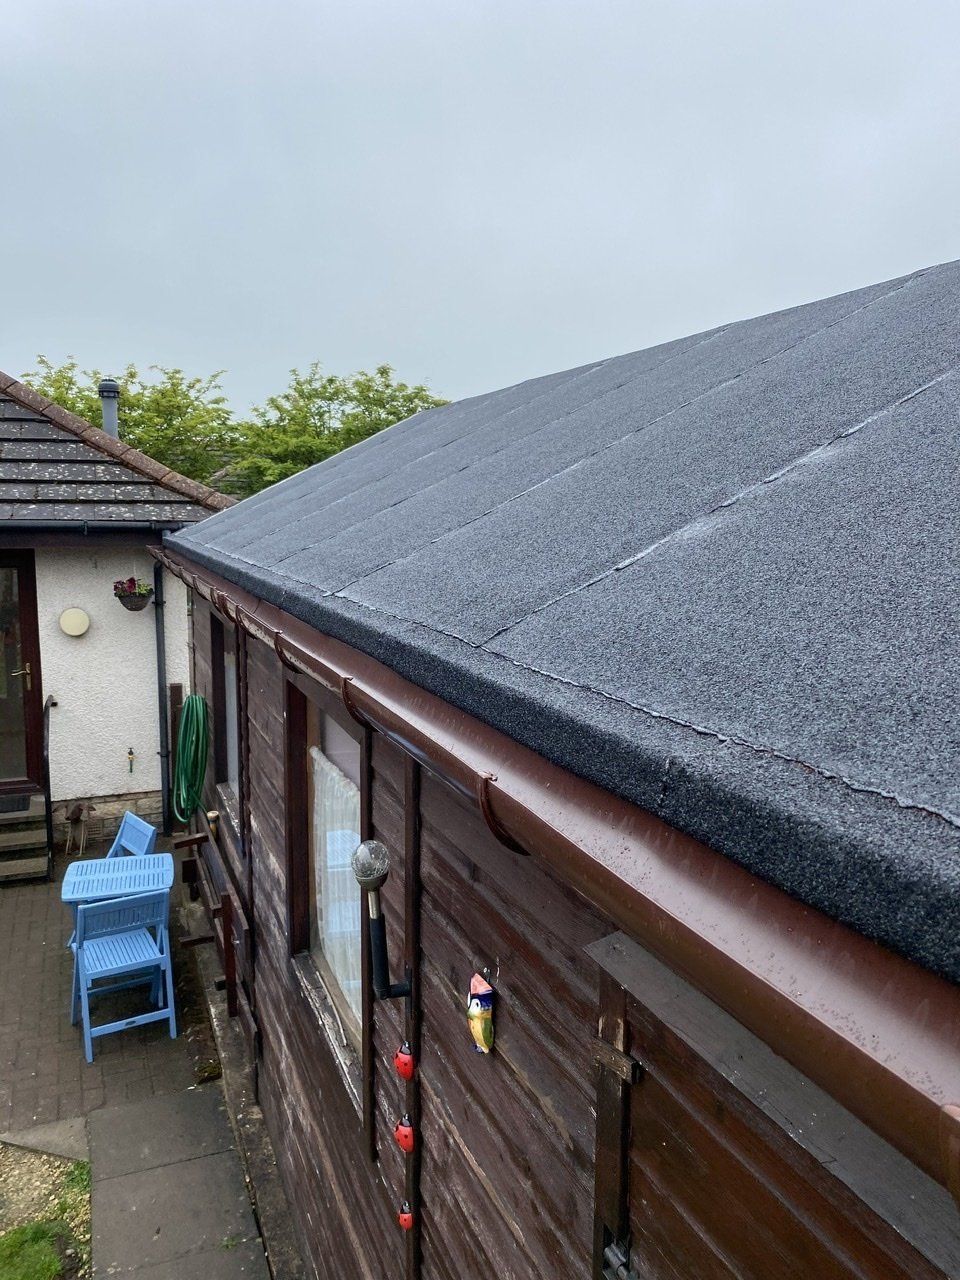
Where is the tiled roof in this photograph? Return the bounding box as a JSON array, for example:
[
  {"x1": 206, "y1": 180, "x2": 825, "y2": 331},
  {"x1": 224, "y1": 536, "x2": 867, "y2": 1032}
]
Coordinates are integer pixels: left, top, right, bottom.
[{"x1": 0, "y1": 371, "x2": 233, "y2": 525}]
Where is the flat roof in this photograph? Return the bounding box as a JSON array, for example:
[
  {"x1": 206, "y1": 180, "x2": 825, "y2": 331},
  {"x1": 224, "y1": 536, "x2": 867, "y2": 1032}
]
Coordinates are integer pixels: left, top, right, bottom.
[{"x1": 169, "y1": 259, "x2": 960, "y2": 982}]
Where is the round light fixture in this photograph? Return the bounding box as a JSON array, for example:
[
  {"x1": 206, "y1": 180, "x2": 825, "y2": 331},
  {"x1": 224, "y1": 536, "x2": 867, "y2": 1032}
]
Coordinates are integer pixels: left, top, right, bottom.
[{"x1": 59, "y1": 607, "x2": 90, "y2": 637}]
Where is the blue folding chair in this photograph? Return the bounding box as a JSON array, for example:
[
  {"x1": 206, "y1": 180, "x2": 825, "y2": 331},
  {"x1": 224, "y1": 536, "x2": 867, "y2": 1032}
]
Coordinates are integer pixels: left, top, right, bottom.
[
  {"x1": 64, "y1": 811, "x2": 157, "y2": 950},
  {"x1": 105, "y1": 811, "x2": 158, "y2": 858},
  {"x1": 70, "y1": 891, "x2": 177, "y2": 1062}
]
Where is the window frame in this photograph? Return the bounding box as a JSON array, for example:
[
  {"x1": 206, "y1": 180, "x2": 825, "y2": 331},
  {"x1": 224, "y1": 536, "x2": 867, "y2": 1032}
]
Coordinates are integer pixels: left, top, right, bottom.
[
  {"x1": 285, "y1": 671, "x2": 371, "y2": 1119},
  {"x1": 210, "y1": 614, "x2": 240, "y2": 793},
  {"x1": 210, "y1": 612, "x2": 244, "y2": 854}
]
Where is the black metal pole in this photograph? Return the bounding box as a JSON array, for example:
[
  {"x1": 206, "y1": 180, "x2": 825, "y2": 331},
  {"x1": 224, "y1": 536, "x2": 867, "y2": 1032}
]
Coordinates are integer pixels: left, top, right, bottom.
[
  {"x1": 153, "y1": 561, "x2": 172, "y2": 836},
  {"x1": 367, "y1": 908, "x2": 411, "y2": 1001}
]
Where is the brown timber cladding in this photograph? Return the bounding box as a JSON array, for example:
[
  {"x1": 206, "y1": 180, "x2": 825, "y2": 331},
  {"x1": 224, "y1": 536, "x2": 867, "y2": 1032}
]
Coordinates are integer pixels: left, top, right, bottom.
[{"x1": 186, "y1": 593, "x2": 959, "y2": 1280}]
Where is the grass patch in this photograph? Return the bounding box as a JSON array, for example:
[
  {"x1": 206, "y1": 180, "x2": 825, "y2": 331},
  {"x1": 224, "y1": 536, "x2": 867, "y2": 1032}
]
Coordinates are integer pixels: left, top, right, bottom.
[
  {"x1": 0, "y1": 1158, "x2": 91, "y2": 1279},
  {"x1": 0, "y1": 1221, "x2": 64, "y2": 1280}
]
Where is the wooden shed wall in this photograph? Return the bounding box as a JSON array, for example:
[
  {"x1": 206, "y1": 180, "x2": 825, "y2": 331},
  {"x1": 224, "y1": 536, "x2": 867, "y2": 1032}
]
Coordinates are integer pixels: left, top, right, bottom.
[
  {"x1": 186, "y1": 592, "x2": 960, "y2": 1280},
  {"x1": 191, "y1": 594, "x2": 611, "y2": 1277}
]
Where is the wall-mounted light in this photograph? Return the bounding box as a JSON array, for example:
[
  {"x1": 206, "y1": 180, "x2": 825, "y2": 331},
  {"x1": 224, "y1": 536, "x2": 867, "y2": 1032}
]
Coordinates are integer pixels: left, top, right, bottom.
[
  {"x1": 351, "y1": 840, "x2": 410, "y2": 1001},
  {"x1": 59, "y1": 607, "x2": 90, "y2": 637}
]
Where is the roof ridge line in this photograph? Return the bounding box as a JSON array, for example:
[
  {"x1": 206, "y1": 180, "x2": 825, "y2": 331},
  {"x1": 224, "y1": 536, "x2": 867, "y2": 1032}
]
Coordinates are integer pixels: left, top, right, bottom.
[{"x1": 0, "y1": 370, "x2": 234, "y2": 512}]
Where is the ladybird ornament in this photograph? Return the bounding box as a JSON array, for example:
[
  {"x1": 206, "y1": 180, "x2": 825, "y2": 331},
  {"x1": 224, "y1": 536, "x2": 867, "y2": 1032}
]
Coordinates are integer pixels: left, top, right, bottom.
[
  {"x1": 394, "y1": 1114, "x2": 415, "y2": 1154},
  {"x1": 398, "y1": 1201, "x2": 414, "y2": 1231},
  {"x1": 466, "y1": 972, "x2": 495, "y2": 1054},
  {"x1": 393, "y1": 1041, "x2": 416, "y2": 1081}
]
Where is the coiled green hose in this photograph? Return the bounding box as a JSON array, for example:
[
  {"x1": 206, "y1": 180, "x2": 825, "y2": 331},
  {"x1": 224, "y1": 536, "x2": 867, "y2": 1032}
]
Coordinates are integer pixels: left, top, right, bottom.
[{"x1": 172, "y1": 694, "x2": 209, "y2": 824}]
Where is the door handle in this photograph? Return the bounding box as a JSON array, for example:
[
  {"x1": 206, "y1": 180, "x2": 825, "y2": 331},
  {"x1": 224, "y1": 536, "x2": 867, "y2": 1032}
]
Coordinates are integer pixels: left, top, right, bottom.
[{"x1": 11, "y1": 662, "x2": 31, "y2": 691}]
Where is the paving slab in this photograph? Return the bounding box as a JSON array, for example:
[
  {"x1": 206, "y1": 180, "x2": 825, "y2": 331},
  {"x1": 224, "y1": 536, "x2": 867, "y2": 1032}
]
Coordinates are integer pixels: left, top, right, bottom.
[
  {"x1": 94, "y1": 1240, "x2": 269, "y2": 1278},
  {"x1": 0, "y1": 1115, "x2": 88, "y2": 1160},
  {"x1": 1, "y1": 847, "x2": 285, "y2": 1277},
  {"x1": 88, "y1": 1085, "x2": 233, "y2": 1181},
  {"x1": 91, "y1": 1147, "x2": 259, "y2": 1271}
]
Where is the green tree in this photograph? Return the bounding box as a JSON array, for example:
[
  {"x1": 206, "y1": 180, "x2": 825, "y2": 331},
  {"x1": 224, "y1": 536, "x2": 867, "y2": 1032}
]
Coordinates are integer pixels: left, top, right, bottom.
[
  {"x1": 227, "y1": 363, "x2": 447, "y2": 496},
  {"x1": 21, "y1": 356, "x2": 236, "y2": 488}
]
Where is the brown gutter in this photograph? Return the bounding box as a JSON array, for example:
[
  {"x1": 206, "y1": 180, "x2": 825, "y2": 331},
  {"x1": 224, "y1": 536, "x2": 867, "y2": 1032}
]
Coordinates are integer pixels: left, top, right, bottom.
[{"x1": 156, "y1": 546, "x2": 960, "y2": 1199}]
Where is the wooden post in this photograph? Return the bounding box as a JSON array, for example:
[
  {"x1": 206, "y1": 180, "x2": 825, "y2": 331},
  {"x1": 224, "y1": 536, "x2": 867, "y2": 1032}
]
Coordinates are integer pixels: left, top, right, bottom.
[
  {"x1": 593, "y1": 970, "x2": 632, "y2": 1278},
  {"x1": 403, "y1": 755, "x2": 422, "y2": 1280},
  {"x1": 221, "y1": 891, "x2": 238, "y2": 1018},
  {"x1": 360, "y1": 723, "x2": 376, "y2": 1163}
]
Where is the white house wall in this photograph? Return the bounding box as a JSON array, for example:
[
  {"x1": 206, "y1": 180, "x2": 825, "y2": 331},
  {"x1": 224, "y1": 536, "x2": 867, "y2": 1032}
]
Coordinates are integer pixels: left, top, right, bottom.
[{"x1": 34, "y1": 546, "x2": 190, "y2": 804}]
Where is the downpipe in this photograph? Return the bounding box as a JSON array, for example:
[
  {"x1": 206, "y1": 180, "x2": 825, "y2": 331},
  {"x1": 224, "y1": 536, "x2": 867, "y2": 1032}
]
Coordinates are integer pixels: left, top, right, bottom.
[{"x1": 153, "y1": 561, "x2": 172, "y2": 836}]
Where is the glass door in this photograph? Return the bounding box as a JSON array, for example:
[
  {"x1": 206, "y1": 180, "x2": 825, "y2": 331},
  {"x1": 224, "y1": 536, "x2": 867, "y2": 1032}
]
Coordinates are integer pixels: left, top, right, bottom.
[{"x1": 0, "y1": 552, "x2": 43, "y2": 789}]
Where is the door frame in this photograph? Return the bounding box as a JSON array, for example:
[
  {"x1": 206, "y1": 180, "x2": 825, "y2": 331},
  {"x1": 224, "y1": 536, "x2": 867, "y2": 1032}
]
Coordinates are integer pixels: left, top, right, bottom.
[{"x1": 0, "y1": 549, "x2": 44, "y2": 793}]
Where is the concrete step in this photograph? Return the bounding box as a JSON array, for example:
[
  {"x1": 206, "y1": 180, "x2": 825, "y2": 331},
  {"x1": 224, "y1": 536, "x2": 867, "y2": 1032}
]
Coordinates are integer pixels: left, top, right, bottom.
[
  {"x1": 0, "y1": 825, "x2": 46, "y2": 851},
  {"x1": 0, "y1": 851, "x2": 49, "y2": 881},
  {"x1": 0, "y1": 794, "x2": 44, "y2": 826},
  {"x1": 0, "y1": 816, "x2": 46, "y2": 837}
]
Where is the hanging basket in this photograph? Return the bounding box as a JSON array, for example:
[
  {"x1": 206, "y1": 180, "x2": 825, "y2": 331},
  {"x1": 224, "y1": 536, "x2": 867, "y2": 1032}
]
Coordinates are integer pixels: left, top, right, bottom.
[{"x1": 116, "y1": 589, "x2": 154, "y2": 612}]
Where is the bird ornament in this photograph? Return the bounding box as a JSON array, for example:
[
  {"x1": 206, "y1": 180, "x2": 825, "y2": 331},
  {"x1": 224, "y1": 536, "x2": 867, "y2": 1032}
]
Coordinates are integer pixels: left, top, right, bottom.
[{"x1": 467, "y1": 972, "x2": 495, "y2": 1054}]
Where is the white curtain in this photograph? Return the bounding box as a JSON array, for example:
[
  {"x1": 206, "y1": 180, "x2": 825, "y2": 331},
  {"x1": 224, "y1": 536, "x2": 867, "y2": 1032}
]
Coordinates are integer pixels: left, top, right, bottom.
[{"x1": 309, "y1": 746, "x2": 362, "y2": 1023}]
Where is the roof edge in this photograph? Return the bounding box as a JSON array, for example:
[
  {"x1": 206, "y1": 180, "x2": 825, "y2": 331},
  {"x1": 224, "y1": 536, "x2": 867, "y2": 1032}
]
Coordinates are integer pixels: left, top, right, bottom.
[
  {"x1": 0, "y1": 370, "x2": 235, "y2": 512},
  {"x1": 157, "y1": 543, "x2": 960, "y2": 1201}
]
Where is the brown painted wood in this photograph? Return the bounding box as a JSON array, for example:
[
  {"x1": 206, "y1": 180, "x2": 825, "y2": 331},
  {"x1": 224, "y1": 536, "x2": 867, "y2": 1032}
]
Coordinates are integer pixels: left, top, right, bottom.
[
  {"x1": 182, "y1": 589, "x2": 960, "y2": 1280},
  {"x1": 403, "y1": 755, "x2": 422, "y2": 1280},
  {"x1": 210, "y1": 611, "x2": 227, "y2": 784},
  {"x1": 155, "y1": 548, "x2": 960, "y2": 1198},
  {"x1": 245, "y1": 632, "x2": 405, "y2": 1279},
  {"x1": 361, "y1": 721, "x2": 376, "y2": 1163},
  {"x1": 589, "y1": 932, "x2": 960, "y2": 1280},
  {"x1": 221, "y1": 892, "x2": 238, "y2": 1017},
  {"x1": 593, "y1": 969, "x2": 631, "y2": 1278},
  {"x1": 283, "y1": 680, "x2": 309, "y2": 956},
  {"x1": 415, "y1": 772, "x2": 605, "y2": 1278},
  {"x1": 181, "y1": 932, "x2": 215, "y2": 948},
  {"x1": 0, "y1": 550, "x2": 44, "y2": 789}
]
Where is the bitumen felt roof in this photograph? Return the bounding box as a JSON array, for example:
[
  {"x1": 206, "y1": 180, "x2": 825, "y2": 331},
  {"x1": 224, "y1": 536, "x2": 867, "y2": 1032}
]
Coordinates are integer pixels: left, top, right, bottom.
[
  {"x1": 0, "y1": 372, "x2": 232, "y2": 526},
  {"x1": 169, "y1": 260, "x2": 960, "y2": 982}
]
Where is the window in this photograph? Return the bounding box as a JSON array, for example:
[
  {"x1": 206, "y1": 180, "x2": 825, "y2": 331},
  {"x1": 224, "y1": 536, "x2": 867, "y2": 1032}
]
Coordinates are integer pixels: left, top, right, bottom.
[
  {"x1": 223, "y1": 632, "x2": 240, "y2": 796},
  {"x1": 211, "y1": 615, "x2": 240, "y2": 800},
  {"x1": 305, "y1": 697, "x2": 363, "y2": 1047}
]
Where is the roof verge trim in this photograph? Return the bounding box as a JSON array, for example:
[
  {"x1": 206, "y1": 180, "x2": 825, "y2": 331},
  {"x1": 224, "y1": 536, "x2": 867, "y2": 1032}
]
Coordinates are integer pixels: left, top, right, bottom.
[{"x1": 0, "y1": 370, "x2": 234, "y2": 512}]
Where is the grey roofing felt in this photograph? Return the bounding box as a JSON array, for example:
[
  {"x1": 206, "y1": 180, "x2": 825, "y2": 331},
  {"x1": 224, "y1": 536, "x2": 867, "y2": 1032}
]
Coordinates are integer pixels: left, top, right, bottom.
[
  {"x1": 169, "y1": 260, "x2": 960, "y2": 982},
  {"x1": 0, "y1": 396, "x2": 214, "y2": 524}
]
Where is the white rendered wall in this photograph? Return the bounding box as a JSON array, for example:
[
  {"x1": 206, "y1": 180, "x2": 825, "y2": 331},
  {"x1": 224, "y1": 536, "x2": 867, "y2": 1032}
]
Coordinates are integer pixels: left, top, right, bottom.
[{"x1": 34, "y1": 545, "x2": 191, "y2": 803}]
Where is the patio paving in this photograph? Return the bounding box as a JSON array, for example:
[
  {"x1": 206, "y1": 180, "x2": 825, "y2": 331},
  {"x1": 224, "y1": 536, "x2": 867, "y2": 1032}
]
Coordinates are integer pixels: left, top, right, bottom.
[
  {"x1": 0, "y1": 845, "x2": 269, "y2": 1277},
  {"x1": 0, "y1": 846, "x2": 196, "y2": 1133},
  {"x1": 89, "y1": 1088, "x2": 267, "y2": 1278}
]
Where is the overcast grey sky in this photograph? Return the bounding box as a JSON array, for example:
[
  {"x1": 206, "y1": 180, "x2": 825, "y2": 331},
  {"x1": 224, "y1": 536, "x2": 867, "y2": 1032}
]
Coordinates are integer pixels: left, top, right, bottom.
[{"x1": 3, "y1": 2, "x2": 959, "y2": 413}]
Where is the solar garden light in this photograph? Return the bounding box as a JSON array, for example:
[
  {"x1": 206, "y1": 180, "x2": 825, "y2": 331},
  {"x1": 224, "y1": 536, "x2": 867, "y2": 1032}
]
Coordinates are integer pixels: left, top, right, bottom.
[{"x1": 351, "y1": 840, "x2": 411, "y2": 1001}]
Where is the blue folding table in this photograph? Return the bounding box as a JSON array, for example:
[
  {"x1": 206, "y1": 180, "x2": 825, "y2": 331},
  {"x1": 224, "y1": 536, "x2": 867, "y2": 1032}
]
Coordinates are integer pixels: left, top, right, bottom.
[
  {"x1": 63, "y1": 853, "x2": 177, "y2": 1060},
  {"x1": 61, "y1": 853, "x2": 175, "y2": 906}
]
